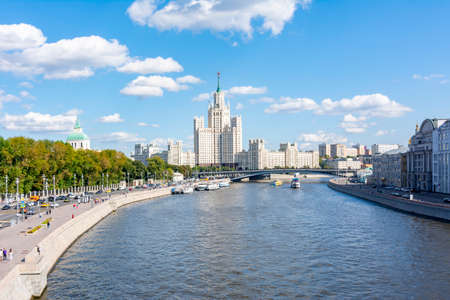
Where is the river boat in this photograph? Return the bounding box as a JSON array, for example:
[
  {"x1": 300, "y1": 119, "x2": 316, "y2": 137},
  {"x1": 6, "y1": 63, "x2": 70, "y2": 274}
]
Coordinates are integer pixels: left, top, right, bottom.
[
  {"x1": 182, "y1": 186, "x2": 194, "y2": 194},
  {"x1": 206, "y1": 183, "x2": 220, "y2": 191},
  {"x1": 195, "y1": 184, "x2": 207, "y2": 191},
  {"x1": 219, "y1": 181, "x2": 230, "y2": 188},
  {"x1": 272, "y1": 180, "x2": 282, "y2": 186},
  {"x1": 171, "y1": 186, "x2": 183, "y2": 194},
  {"x1": 290, "y1": 177, "x2": 300, "y2": 189}
]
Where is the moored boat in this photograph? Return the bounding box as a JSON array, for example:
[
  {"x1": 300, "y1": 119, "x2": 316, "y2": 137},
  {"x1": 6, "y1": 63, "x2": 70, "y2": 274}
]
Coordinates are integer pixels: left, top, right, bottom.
[
  {"x1": 182, "y1": 186, "x2": 194, "y2": 194},
  {"x1": 195, "y1": 184, "x2": 207, "y2": 191},
  {"x1": 272, "y1": 180, "x2": 282, "y2": 186},
  {"x1": 290, "y1": 177, "x2": 300, "y2": 189},
  {"x1": 219, "y1": 181, "x2": 230, "y2": 188},
  {"x1": 206, "y1": 183, "x2": 219, "y2": 191}
]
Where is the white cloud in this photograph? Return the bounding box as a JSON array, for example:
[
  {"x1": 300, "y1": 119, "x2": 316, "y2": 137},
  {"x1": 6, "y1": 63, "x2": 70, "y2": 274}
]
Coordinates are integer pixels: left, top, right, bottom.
[
  {"x1": 193, "y1": 92, "x2": 210, "y2": 102},
  {"x1": 412, "y1": 73, "x2": 445, "y2": 81},
  {"x1": 440, "y1": 79, "x2": 449, "y2": 85},
  {"x1": 19, "y1": 81, "x2": 33, "y2": 89},
  {"x1": 343, "y1": 114, "x2": 366, "y2": 122},
  {"x1": 99, "y1": 132, "x2": 145, "y2": 143},
  {"x1": 235, "y1": 102, "x2": 244, "y2": 110},
  {"x1": 176, "y1": 75, "x2": 202, "y2": 84},
  {"x1": 228, "y1": 86, "x2": 267, "y2": 95},
  {"x1": 375, "y1": 129, "x2": 396, "y2": 136},
  {"x1": 0, "y1": 23, "x2": 46, "y2": 51},
  {"x1": 0, "y1": 110, "x2": 77, "y2": 133},
  {"x1": 138, "y1": 122, "x2": 159, "y2": 127},
  {"x1": 19, "y1": 90, "x2": 35, "y2": 99},
  {"x1": 232, "y1": 41, "x2": 238, "y2": 47},
  {"x1": 100, "y1": 113, "x2": 124, "y2": 123},
  {"x1": 22, "y1": 103, "x2": 32, "y2": 110},
  {"x1": 127, "y1": 0, "x2": 311, "y2": 37},
  {"x1": 298, "y1": 130, "x2": 348, "y2": 144},
  {"x1": 116, "y1": 56, "x2": 182, "y2": 74},
  {"x1": 265, "y1": 97, "x2": 318, "y2": 114},
  {"x1": 340, "y1": 122, "x2": 368, "y2": 133},
  {"x1": 0, "y1": 89, "x2": 20, "y2": 109},
  {"x1": 150, "y1": 137, "x2": 170, "y2": 147},
  {"x1": 249, "y1": 97, "x2": 275, "y2": 104},
  {"x1": 120, "y1": 75, "x2": 188, "y2": 97}
]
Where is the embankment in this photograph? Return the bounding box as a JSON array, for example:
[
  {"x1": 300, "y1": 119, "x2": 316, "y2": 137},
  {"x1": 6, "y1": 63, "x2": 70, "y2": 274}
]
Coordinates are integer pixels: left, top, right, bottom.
[
  {"x1": 328, "y1": 180, "x2": 450, "y2": 222},
  {"x1": 0, "y1": 188, "x2": 171, "y2": 300}
]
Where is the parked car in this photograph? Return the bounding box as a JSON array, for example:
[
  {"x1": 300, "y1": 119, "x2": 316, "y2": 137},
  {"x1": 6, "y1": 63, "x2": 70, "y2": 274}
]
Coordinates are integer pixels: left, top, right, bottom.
[
  {"x1": 401, "y1": 194, "x2": 410, "y2": 199},
  {"x1": 95, "y1": 190, "x2": 103, "y2": 194},
  {"x1": 51, "y1": 203, "x2": 60, "y2": 207},
  {"x1": 25, "y1": 209, "x2": 35, "y2": 215},
  {"x1": 1, "y1": 205, "x2": 11, "y2": 210},
  {"x1": 443, "y1": 198, "x2": 450, "y2": 203},
  {"x1": 56, "y1": 195, "x2": 67, "y2": 201},
  {"x1": 391, "y1": 192, "x2": 401, "y2": 197}
]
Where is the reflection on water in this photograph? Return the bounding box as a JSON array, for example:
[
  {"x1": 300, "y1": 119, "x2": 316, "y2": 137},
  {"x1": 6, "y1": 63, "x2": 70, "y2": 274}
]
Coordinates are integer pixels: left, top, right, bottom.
[{"x1": 44, "y1": 182, "x2": 450, "y2": 299}]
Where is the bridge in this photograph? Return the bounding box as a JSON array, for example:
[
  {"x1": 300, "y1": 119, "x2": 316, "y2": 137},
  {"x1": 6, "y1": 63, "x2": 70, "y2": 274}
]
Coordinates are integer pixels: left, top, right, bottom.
[{"x1": 194, "y1": 168, "x2": 358, "y2": 182}]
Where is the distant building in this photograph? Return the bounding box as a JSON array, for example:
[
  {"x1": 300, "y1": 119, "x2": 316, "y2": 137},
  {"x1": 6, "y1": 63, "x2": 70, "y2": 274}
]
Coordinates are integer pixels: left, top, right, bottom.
[
  {"x1": 167, "y1": 140, "x2": 195, "y2": 167},
  {"x1": 353, "y1": 144, "x2": 366, "y2": 156},
  {"x1": 371, "y1": 144, "x2": 399, "y2": 155},
  {"x1": 324, "y1": 158, "x2": 361, "y2": 170},
  {"x1": 131, "y1": 143, "x2": 161, "y2": 165},
  {"x1": 407, "y1": 118, "x2": 447, "y2": 192},
  {"x1": 330, "y1": 144, "x2": 346, "y2": 158},
  {"x1": 373, "y1": 146, "x2": 408, "y2": 187},
  {"x1": 358, "y1": 155, "x2": 373, "y2": 169},
  {"x1": 432, "y1": 120, "x2": 450, "y2": 194},
  {"x1": 319, "y1": 143, "x2": 331, "y2": 157},
  {"x1": 344, "y1": 147, "x2": 358, "y2": 157},
  {"x1": 67, "y1": 118, "x2": 90, "y2": 150}
]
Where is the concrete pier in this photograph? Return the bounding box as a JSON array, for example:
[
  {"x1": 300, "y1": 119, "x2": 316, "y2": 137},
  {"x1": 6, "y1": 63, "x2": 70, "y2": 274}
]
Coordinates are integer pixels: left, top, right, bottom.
[{"x1": 0, "y1": 188, "x2": 171, "y2": 300}]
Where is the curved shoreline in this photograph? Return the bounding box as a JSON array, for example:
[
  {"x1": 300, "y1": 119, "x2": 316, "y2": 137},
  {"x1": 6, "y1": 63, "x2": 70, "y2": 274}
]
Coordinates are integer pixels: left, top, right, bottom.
[
  {"x1": 328, "y1": 180, "x2": 450, "y2": 222},
  {"x1": 0, "y1": 188, "x2": 171, "y2": 300}
]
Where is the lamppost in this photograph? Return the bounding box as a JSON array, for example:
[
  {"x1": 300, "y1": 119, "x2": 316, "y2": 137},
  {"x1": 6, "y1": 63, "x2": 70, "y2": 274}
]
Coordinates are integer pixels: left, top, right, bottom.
[
  {"x1": 81, "y1": 173, "x2": 84, "y2": 194},
  {"x1": 15, "y1": 177, "x2": 19, "y2": 222},
  {"x1": 5, "y1": 175, "x2": 8, "y2": 203},
  {"x1": 53, "y1": 175, "x2": 56, "y2": 197},
  {"x1": 45, "y1": 178, "x2": 49, "y2": 214},
  {"x1": 102, "y1": 173, "x2": 104, "y2": 190},
  {"x1": 127, "y1": 172, "x2": 129, "y2": 188},
  {"x1": 73, "y1": 173, "x2": 77, "y2": 193},
  {"x1": 42, "y1": 174, "x2": 46, "y2": 197},
  {"x1": 106, "y1": 173, "x2": 109, "y2": 190}
]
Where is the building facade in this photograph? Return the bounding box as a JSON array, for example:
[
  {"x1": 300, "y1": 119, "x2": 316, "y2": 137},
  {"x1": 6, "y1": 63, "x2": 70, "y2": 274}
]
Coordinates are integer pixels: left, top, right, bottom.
[
  {"x1": 372, "y1": 146, "x2": 408, "y2": 187},
  {"x1": 330, "y1": 144, "x2": 346, "y2": 158},
  {"x1": 319, "y1": 143, "x2": 331, "y2": 157},
  {"x1": 167, "y1": 140, "x2": 195, "y2": 167},
  {"x1": 194, "y1": 73, "x2": 242, "y2": 166},
  {"x1": 67, "y1": 118, "x2": 90, "y2": 150},
  {"x1": 371, "y1": 144, "x2": 399, "y2": 155},
  {"x1": 432, "y1": 120, "x2": 450, "y2": 193},
  {"x1": 131, "y1": 143, "x2": 161, "y2": 165},
  {"x1": 324, "y1": 158, "x2": 361, "y2": 170}
]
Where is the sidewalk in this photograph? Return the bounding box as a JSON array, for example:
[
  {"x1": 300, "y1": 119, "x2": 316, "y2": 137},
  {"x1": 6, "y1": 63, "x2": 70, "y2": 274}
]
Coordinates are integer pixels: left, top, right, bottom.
[{"x1": 0, "y1": 199, "x2": 102, "y2": 279}]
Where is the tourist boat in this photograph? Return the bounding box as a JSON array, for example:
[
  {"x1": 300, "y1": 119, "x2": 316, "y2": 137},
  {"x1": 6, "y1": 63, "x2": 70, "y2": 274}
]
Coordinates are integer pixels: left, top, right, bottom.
[
  {"x1": 182, "y1": 186, "x2": 194, "y2": 194},
  {"x1": 195, "y1": 184, "x2": 207, "y2": 191},
  {"x1": 272, "y1": 180, "x2": 282, "y2": 186},
  {"x1": 171, "y1": 186, "x2": 183, "y2": 194},
  {"x1": 290, "y1": 177, "x2": 300, "y2": 189},
  {"x1": 219, "y1": 181, "x2": 230, "y2": 188},
  {"x1": 206, "y1": 183, "x2": 220, "y2": 191}
]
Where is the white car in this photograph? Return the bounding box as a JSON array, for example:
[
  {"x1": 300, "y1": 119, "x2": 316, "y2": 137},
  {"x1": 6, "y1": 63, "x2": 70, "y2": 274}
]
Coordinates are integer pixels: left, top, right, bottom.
[{"x1": 51, "y1": 203, "x2": 60, "y2": 207}]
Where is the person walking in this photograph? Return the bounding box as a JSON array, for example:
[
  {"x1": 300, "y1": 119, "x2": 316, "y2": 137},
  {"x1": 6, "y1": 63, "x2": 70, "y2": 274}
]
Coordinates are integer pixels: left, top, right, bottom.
[
  {"x1": 37, "y1": 246, "x2": 40, "y2": 256},
  {"x1": 3, "y1": 248, "x2": 7, "y2": 261},
  {"x1": 47, "y1": 221, "x2": 50, "y2": 229},
  {"x1": 8, "y1": 249, "x2": 13, "y2": 261}
]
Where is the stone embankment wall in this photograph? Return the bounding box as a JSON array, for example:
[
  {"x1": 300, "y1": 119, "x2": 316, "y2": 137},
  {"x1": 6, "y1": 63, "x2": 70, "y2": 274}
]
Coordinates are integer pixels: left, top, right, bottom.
[
  {"x1": 0, "y1": 188, "x2": 171, "y2": 300},
  {"x1": 328, "y1": 180, "x2": 450, "y2": 222}
]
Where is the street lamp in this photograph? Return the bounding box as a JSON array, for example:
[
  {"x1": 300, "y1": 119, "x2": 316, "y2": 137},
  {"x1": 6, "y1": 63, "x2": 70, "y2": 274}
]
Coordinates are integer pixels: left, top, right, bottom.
[
  {"x1": 81, "y1": 173, "x2": 84, "y2": 194},
  {"x1": 73, "y1": 173, "x2": 77, "y2": 193},
  {"x1": 102, "y1": 173, "x2": 104, "y2": 190},
  {"x1": 45, "y1": 178, "x2": 49, "y2": 214},
  {"x1": 5, "y1": 175, "x2": 8, "y2": 203},
  {"x1": 15, "y1": 177, "x2": 19, "y2": 222},
  {"x1": 106, "y1": 173, "x2": 109, "y2": 189}
]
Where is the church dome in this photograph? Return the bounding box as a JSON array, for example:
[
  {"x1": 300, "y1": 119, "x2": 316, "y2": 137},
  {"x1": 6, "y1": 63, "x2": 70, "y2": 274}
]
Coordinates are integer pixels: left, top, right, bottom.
[{"x1": 67, "y1": 131, "x2": 89, "y2": 141}]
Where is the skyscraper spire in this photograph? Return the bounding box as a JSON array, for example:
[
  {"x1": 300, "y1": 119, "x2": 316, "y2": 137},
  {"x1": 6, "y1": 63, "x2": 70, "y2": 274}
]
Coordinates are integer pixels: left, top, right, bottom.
[{"x1": 217, "y1": 72, "x2": 221, "y2": 92}]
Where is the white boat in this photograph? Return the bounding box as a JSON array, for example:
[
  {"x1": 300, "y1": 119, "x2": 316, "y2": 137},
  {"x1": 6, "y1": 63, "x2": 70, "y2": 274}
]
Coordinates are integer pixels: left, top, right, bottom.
[
  {"x1": 195, "y1": 184, "x2": 207, "y2": 191},
  {"x1": 206, "y1": 183, "x2": 219, "y2": 191},
  {"x1": 182, "y1": 186, "x2": 194, "y2": 194},
  {"x1": 219, "y1": 181, "x2": 230, "y2": 188},
  {"x1": 290, "y1": 177, "x2": 300, "y2": 189},
  {"x1": 171, "y1": 186, "x2": 183, "y2": 194}
]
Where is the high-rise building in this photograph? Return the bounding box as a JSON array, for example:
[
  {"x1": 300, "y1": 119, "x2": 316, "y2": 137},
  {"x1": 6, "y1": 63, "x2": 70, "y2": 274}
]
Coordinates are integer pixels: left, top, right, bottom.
[
  {"x1": 194, "y1": 73, "x2": 242, "y2": 166},
  {"x1": 330, "y1": 144, "x2": 346, "y2": 158},
  {"x1": 319, "y1": 143, "x2": 331, "y2": 157},
  {"x1": 371, "y1": 144, "x2": 399, "y2": 155},
  {"x1": 167, "y1": 140, "x2": 195, "y2": 167},
  {"x1": 67, "y1": 118, "x2": 90, "y2": 150},
  {"x1": 131, "y1": 143, "x2": 161, "y2": 165},
  {"x1": 353, "y1": 144, "x2": 366, "y2": 156}
]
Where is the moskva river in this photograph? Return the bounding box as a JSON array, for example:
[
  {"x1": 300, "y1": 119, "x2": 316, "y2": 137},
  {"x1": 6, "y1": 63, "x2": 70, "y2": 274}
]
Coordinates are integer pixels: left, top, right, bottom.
[{"x1": 44, "y1": 182, "x2": 450, "y2": 299}]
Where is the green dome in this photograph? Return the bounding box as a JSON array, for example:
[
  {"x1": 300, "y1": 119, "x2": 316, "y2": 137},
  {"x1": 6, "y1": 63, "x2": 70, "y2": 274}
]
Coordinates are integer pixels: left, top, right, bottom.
[{"x1": 67, "y1": 132, "x2": 89, "y2": 141}]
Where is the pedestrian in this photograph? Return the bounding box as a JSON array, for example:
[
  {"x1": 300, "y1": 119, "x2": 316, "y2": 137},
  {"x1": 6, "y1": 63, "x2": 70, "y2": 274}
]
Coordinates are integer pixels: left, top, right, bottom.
[
  {"x1": 8, "y1": 249, "x2": 13, "y2": 261},
  {"x1": 3, "y1": 248, "x2": 8, "y2": 260},
  {"x1": 37, "y1": 246, "x2": 40, "y2": 256},
  {"x1": 47, "y1": 221, "x2": 50, "y2": 229},
  {"x1": 72, "y1": 214, "x2": 74, "y2": 219}
]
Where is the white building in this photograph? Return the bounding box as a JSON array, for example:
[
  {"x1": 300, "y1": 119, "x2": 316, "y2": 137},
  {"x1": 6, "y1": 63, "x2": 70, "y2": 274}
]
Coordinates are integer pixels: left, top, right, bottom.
[
  {"x1": 353, "y1": 144, "x2": 366, "y2": 156},
  {"x1": 325, "y1": 158, "x2": 361, "y2": 170},
  {"x1": 319, "y1": 143, "x2": 331, "y2": 157},
  {"x1": 372, "y1": 146, "x2": 408, "y2": 187},
  {"x1": 330, "y1": 144, "x2": 346, "y2": 158},
  {"x1": 344, "y1": 147, "x2": 358, "y2": 157},
  {"x1": 167, "y1": 140, "x2": 195, "y2": 167},
  {"x1": 371, "y1": 144, "x2": 399, "y2": 155},
  {"x1": 194, "y1": 73, "x2": 242, "y2": 166},
  {"x1": 131, "y1": 143, "x2": 161, "y2": 165},
  {"x1": 67, "y1": 118, "x2": 90, "y2": 150},
  {"x1": 432, "y1": 119, "x2": 450, "y2": 194}
]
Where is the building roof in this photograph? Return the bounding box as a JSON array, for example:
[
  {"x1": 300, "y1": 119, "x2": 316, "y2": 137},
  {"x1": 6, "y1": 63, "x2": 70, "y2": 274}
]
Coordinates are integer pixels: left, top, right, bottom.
[
  {"x1": 67, "y1": 118, "x2": 89, "y2": 142},
  {"x1": 382, "y1": 146, "x2": 408, "y2": 155}
]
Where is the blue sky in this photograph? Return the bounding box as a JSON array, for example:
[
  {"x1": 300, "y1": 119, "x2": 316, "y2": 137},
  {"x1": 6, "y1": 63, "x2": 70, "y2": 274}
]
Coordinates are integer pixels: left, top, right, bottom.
[{"x1": 0, "y1": 0, "x2": 449, "y2": 155}]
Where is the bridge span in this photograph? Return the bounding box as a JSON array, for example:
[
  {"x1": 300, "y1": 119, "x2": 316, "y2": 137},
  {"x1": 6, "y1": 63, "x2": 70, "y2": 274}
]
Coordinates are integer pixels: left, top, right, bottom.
[{"x1": 195, "y1": 168, "x2": 357, "y2": 182}]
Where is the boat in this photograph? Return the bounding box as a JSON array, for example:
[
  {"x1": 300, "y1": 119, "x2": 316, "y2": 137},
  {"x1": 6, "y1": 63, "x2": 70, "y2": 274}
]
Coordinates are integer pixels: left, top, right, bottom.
[
  {"x1": 272, "y1": 180, "x2": 282, "y2": 186},
  {"x1": 290, "y1": 177, "x2": 300, "y2": 189},
  {"x1": 195, "y1": 184, "x2": 207, "y2": 191},
  {"x1": 206, "y1": 183, "x2": 219, "y2": 191},
  {"x1": 182, "y1": 186, "x2": 194, "y2": 194},
  {"x1": 171, "y1": 186, "x2": 183, "y2": 194},
  {"x1": 219, "y1": 181, "x2": 230, "y2": 188}
]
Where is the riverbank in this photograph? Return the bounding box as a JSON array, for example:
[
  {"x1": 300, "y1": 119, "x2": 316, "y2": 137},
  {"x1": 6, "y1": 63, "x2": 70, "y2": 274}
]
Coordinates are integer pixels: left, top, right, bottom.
[
  {"x1": 328, "y1": 180, "x2": 450, "y2": 222},
  {"x1": 0, "y1": 188, "x2": 171, "y2": 300},
  {"x1": 254, "y1": 173, "x2": 331, "y2": 183}
]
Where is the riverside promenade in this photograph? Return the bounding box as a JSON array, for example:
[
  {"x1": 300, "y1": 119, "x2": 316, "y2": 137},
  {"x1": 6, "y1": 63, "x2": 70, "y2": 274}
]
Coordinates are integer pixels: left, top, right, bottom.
[
  {"x1": 328, "y1": 179, "x2": 450, "y2": 222},
  {"x1": 0, "y1": 188, "x2": 171, "y2": 300}
]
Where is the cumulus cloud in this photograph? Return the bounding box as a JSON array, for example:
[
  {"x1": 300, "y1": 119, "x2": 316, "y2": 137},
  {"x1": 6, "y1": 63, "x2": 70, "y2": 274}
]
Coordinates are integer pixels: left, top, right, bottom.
[
  {"x1": 265, "y1": 93, "x2": 412, "y2": 118},
  {"x1": 0, "y1": 89, "x2": 20, "y2": 109},
  {"x1": 235, "y1": 102, "x2": 244, "y2": 110},
  {"x1": 0, "y1": 23, "x2": 46, "y2": 51},
  {"x1": 100, "y1": 113, "x2": 124, "y2": 123},
  {"x1": 116, "y1": 56, "x2": 182, "y2": 74},
  {"x1": 228, "y1": 86, "x2": 267, "y2": 95},
  {"x1": 340, "y1": 122, "x2": 368, "y2": 133},
  {"x1": 265, "y1": 97, "x2": 318, "y2": 114},
  {"x1": 193, "y1": 92, "x2": 211, "y2": 102},
  {"x1": 176, "y1": 75, "x2": 202, "y2": 84},
  {"x1": 0, "y1": 110, "x2": 77, "y2": 133},
  {"x1": 19, "y1": 81, "x2": 33, "y2": 89},
  {"x1": 375, "y1": 129, "x2": 396, "y2": 136},
  {"x1": 412, "y1": 73, "x2": 445, "y2": 81},
  {"x1": 19, "y1": 90, "x2": 35, "y2": 99},
  {"x1": 99, "y1": 131, "x2": 145, "y2": 143},
  {"x1": 126, "y1": 0, "x2": 311, "y2": 37},
  {"x1": 298, "y1": 130, "x2": 348, "y2": 144},
  {"x1": 120, "y1": 75, "x2": 188, "y2": 97},
  {"x1": 138, "y1": 122, "x2": 159, "y2": 127}
]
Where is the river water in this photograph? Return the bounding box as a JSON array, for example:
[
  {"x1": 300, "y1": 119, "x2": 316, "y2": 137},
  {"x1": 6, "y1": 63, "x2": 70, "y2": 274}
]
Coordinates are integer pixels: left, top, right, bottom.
[{"x1": 44, "y1": 182, "x2": 450, "y2": 299}]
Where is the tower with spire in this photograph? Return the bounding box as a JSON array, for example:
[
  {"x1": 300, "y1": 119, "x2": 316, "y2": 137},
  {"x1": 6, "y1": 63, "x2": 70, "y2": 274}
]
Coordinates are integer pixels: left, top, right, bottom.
[
  {"x1": 67, "y1": 117, "x2": 91, "y2": 150},
  {"x1": 194, "y1": 72, "x2": 242, "y2": 166}
]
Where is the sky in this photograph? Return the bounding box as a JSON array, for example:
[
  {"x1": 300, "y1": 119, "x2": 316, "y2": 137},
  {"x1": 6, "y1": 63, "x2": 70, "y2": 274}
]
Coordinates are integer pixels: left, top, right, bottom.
[{"x1": 0, "y1": 0, "x2": 449, "y2": 155}]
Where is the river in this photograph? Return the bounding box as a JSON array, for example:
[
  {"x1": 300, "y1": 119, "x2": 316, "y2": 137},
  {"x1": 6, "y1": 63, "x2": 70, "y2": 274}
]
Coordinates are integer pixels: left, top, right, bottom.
[{"x1": 43, "y1": 181, "x2": 450, "y2": 299}]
